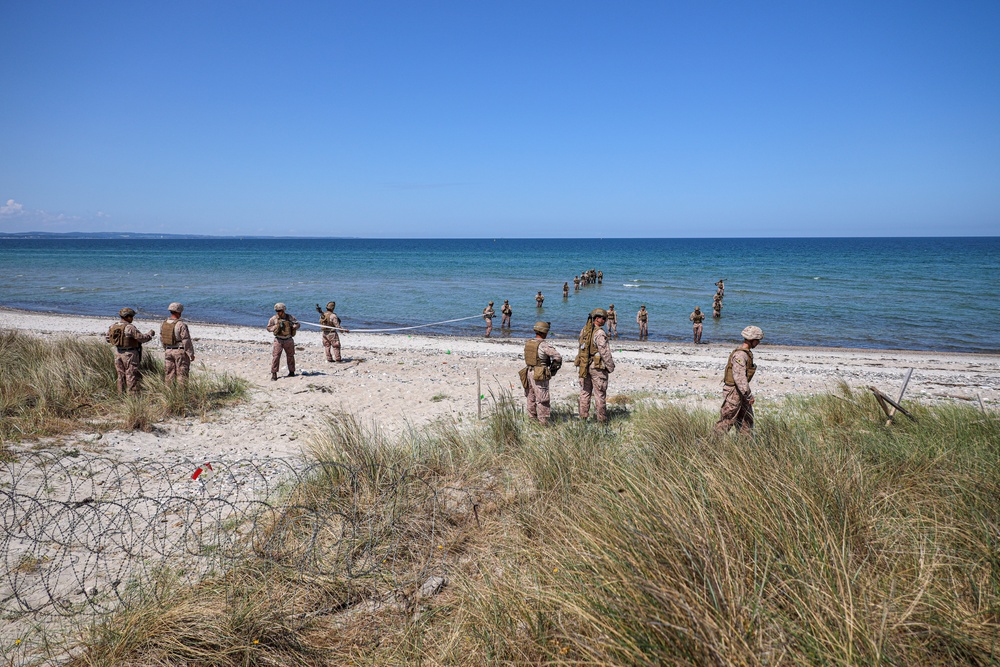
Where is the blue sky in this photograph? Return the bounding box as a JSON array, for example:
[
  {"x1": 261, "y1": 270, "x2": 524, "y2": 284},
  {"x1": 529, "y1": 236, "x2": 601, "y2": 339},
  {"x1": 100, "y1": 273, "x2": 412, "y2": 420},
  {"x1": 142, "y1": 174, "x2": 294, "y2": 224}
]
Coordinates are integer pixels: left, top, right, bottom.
[{"x1": 1, "y1": 1, "x2": 998, "y2": 237}]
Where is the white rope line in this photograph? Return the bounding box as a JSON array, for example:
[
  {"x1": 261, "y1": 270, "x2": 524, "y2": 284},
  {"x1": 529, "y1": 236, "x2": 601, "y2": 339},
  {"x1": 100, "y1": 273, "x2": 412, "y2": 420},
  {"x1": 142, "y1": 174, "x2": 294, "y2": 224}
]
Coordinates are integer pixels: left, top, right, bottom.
[{"x1": 298, "y1": 313, "x2": 485, "y2": 333}]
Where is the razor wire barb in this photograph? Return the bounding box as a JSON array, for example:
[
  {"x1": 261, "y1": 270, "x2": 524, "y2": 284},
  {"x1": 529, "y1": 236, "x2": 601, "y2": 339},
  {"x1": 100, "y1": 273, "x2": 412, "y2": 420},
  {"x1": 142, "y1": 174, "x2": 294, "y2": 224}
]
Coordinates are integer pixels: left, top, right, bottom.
[{"x1": 1, "y1": 451, "x2": 450, "y2": 660}]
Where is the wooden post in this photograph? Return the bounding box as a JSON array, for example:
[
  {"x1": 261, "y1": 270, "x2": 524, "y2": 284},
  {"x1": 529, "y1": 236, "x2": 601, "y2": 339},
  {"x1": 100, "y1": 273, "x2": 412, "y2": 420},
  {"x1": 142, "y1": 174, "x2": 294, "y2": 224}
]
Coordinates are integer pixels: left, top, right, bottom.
[
  {"x1": 477, "y1": 368, "x2": 482, "y2": 420},
  {"x1": 885, "y1": 368, "x2": 913, "y2": 426}
]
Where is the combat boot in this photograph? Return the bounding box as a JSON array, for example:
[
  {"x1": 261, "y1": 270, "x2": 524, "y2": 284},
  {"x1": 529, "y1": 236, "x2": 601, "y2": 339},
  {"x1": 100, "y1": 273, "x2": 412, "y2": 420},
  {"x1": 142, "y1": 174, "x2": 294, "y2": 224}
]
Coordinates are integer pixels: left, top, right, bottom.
[{"x1": 271, "y1": 373, "x2": 277, "y2": 381}]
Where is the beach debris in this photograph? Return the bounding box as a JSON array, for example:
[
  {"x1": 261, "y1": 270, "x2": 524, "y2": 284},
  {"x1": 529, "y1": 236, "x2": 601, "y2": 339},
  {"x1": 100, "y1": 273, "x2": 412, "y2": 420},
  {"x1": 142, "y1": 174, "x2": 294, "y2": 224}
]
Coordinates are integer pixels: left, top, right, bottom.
[{"x1": 869, "y1": 368, "x2": 916, "y2": 425}]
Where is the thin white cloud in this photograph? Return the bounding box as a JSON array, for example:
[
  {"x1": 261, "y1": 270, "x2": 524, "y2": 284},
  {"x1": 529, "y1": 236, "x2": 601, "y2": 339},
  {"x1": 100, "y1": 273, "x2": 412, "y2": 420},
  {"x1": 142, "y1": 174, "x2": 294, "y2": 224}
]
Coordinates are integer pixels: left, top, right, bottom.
[{"x1": 0, "y1": 199, "x2": 25, "y2": 217}]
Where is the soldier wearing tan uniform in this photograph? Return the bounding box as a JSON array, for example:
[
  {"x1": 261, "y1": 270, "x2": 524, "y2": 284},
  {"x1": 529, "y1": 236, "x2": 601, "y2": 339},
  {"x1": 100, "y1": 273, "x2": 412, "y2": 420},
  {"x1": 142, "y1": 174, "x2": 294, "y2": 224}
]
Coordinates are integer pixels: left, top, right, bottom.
[
  {"x1": 161, "y1": 302, "x2": 195, "y2": 384},
  {"x1": 689, "y1": 306, "x2": 705, "y2": 344},
  {"x1": 574, "y1": 276, "x2": 580, "y2": 291},
  {"x1": 519, "y1": 321, "x2": 563, "y2": 425},
  {"x1": 267, "y1": 303, "x2": 300, "y2": 380},
  {"x1": 501, "y1": 300, "x2": 512, "y2": 328},
  {"x1": 106, "y1": 307, "x2": 155, "y2": 394},
  {"x1": 715, "y1": 279, "x2": 725, "y2": 297},
  {"x1": 536, "y1": 291, "x2": 544, "y2": 308},
  {"x1": 607, "y1": 304, "x2": 618, "y2": 337},
  {"x1": 714, "y1": 326, "x2": 763, "y2": 435},
  {"x1": 597, "y1": 270, "x2": 603, "y2": 284},
  {"x1": 482, "y1": 301, "x2": 496, "y2": 337},
  {"x1": 713, "y1": 293, "x2": 723, "y2": 319},
  {"x1": 562, "y1": 282, "x2": 569, "y2": 298},
  {"x1": 575, "y1": 308, "x2": 616, "y2": 423},
  {"x1": 316, "y1": 301, "x2": 348, "y2": 362},
  {"x1": 636, "y1": 305, "x2": 649, "y2": 339}
]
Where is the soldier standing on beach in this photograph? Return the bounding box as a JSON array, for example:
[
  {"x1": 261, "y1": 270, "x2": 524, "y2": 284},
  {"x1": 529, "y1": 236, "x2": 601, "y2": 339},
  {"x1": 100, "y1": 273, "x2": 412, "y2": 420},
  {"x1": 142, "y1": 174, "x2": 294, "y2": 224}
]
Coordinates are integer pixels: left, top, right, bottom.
[
  {"x1": 713, "y1": 293, "x2": 723, "y2": 319},
  {"x1": 690, "y1": 306, "x2": 705, "y2": 344},
  {"x1": 520, "y1": 321, "x2": 563, "y2": 426},
  {"x1": 482, "y1": 301, "x2": 496, "y2": 337},
  {"x1": 714, "y1": 326, "x2": 763, "y2": 435},
  {"x1": 636, "y1": 305, "x2": 649, "y2": 339},
  {"x1": 106, "y1": 307, "x2": 155, "y2": 394},
  {"x1": 316, "y1": 301, "x2": 348, "y2": 362},
  {"x1": 161, "y1": 302, "x2": 195, "y2": 384},
  {"x1": 267, "y1": 303, "x2": 300, "y2": 380},
  {"x1": 563, "y1": 282, "x2": 569, "y2": 298},
  {"x1": 575, "y1": 308, "x2": 615, "y2": 423},
  {"x1": 536, "y1": 291, "x2": 544, "y2": 308},
  {"x1": 501, "y1": 299, "x2": 512, "y2": 328},
  {"x1": 606, "y1": 304, "x2": 618, "y2": 337}
]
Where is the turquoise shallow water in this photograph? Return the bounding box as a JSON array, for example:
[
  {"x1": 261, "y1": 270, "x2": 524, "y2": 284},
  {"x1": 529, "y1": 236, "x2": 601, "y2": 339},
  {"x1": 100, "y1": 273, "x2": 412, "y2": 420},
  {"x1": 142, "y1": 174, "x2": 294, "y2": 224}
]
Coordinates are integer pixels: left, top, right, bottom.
[{"x1": 1, "y1": 237, "x2": 998, "y2": 352}]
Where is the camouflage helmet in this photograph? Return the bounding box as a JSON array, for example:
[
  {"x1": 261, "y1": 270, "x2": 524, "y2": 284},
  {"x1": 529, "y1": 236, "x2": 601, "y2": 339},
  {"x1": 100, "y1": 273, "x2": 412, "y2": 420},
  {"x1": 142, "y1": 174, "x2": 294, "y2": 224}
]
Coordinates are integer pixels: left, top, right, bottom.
[
  {"x1": 118, "y1": 307, "x2": 136, "y2": 318},
  {"x1": 533, "y1": 321, "x2": 550, "y2": 335},
  {"x1": 274, "y1": 303, "x2": 286, "y2": 312},
  {"x1": 609, "y1": 304, "x2": 615, "y2": 309},
  {"x1": 741, "y1": 325, "x2": 764, "y2": 341},
  {"x1": 326, "y1": 301, "x2": 336, "y2": 311},
  {"x1": 694, "y1": 305, "x2": 701, "y2": 311},
  {"x1": 590, "y1": 308, "x2": 608, "y2": 320},
  {"x1": 168, "y1": 302, "x2": 183, "y2": 314},
  {"x1": 489, "y1": 301, "x2": 494, "y2": 305}
]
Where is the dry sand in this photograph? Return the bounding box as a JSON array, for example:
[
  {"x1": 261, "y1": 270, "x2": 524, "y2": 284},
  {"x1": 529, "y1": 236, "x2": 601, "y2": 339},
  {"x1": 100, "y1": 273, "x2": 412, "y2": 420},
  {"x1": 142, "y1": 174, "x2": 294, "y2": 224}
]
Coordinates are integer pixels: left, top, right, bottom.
[{"x1": 2, "y1": 306, "x2": 997, "y2": 464}]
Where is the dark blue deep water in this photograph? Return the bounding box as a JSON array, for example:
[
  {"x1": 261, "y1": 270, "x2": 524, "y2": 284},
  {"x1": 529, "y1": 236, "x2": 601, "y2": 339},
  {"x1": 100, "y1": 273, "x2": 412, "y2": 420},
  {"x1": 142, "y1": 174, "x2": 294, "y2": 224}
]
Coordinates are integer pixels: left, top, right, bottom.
[{"x1": 1, "y1": 237, "x2": 998, "y2": 352}]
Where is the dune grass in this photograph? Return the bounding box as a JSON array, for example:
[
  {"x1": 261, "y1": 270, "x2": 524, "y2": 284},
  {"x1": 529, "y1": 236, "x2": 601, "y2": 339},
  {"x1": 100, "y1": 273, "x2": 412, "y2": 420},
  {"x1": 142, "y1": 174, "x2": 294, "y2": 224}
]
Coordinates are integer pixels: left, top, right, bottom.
[
  {"x1": 0, "y1": 329, "x2": 248, "y2": 452},
  {"x1": 67, "y1": 387, "x2": 1000, "y2": 666}
]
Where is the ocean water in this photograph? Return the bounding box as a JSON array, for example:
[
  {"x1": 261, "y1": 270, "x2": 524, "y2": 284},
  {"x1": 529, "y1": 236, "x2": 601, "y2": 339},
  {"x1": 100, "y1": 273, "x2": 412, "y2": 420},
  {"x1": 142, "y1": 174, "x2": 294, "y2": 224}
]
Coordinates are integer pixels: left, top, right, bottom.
[{"x1": 1, "y1": 237, "x2": 998, "y2": 353}]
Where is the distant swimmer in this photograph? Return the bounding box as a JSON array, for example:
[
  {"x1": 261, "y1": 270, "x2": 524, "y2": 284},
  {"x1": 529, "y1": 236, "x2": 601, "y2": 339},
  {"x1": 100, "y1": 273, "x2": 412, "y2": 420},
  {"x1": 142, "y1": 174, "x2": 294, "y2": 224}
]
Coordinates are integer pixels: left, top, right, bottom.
[
  {"x1": 536, "y1": 291, "x2": 544, "y2": 308},
  {"x1": 606, "y1": 304, "x2": 618, "y2": 337},
  {"x1": 161, "y1": 302, "x2": 195, "y2": 384},
  {"x1": 689, "y1": 306, "x2": 705, "y2": 344},
  {"x1": 317, "y1": 301, "x2": 349, "y2": 362},
  {"x1": 501, "y1": 299, "x2": 512, "y2": 328},
  {"x1": 519, "y1": 321, "x2": 563, "y2": 426},
  {"x1": 714, "y1": 326, "x2": 763, "y2": 436},
  {"x1": 636, "y1": 305, "x2": 648, "y2": 339},
  {"x1": 483, "y1": 301, "x2": 496, "y2": 337},
  {"x1": 267, "y1": 303, "x2": 300, "y2": 380},
  {"x1": 107, "y1": 307, "x2": 155, "y2": 394}
]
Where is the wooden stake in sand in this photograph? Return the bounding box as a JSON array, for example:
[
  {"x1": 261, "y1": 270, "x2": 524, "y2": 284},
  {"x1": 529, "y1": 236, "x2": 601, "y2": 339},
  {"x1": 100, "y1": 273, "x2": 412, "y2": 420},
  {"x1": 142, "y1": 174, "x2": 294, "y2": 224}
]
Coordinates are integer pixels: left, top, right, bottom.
[
  {"x1": 477, "y1": 367, "x2": 482, "y2": 420},
  {"x1": 869, "y1": 368, "x2": 916, "y2": 425}
]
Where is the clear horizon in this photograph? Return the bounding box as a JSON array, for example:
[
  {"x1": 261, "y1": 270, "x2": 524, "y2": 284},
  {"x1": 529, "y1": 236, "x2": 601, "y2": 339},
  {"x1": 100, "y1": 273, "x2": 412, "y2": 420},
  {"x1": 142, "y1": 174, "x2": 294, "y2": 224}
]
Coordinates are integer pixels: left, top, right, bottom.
[{"x1": 2, "y1": 2, "x2": 999, "y2": 238}]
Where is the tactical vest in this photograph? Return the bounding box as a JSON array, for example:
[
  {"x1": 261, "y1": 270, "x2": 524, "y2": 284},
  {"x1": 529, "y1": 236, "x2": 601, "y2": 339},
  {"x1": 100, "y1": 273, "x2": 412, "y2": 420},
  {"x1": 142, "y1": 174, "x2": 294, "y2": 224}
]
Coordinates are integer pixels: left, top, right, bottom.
[
  {"x1": 273, "y1": 318, "x2": 294, "y2": 338},
  {"x1": 524, "y1": 339, "x2": 541, "y2": 366},
  {"x1": 692, "y1": 312, "x2": 704, "y2": 323},
  {"x1": 161, "y1": 319, "x2": 179, "y2": 346},
  {"x1": 108, "y1": 322, "x2": 137, "y2": 348},
  {"x1": 322, "y1": 312, "x2": 339, "y2": 329},
  {"x1": 724, "y1": 348, "x2": 756, "y2": 386},
  {"x1": 638, "y1": 310, "x2": 647, "y2": 322},
  {"x1": 502, "y1": 305, "x2": 511, "y2": 315}
]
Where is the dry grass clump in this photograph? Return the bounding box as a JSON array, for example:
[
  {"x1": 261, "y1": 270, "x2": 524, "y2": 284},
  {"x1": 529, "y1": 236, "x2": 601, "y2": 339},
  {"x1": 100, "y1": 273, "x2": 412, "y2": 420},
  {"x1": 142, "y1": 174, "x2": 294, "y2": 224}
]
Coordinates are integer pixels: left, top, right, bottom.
[
  {"x1": 70, "y1": 388, "x2": 1000, "y2": 666},
  {"x1": 0, "y1": 329, "x2": 248, "y2": 450}
]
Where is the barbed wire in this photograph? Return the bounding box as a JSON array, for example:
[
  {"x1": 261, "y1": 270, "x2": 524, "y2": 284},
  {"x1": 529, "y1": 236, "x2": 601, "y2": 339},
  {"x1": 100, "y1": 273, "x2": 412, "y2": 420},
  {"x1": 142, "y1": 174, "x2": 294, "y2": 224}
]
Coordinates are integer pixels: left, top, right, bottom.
[{"x1": 1, "y1": 451, "x2": 449, "y2": 663}]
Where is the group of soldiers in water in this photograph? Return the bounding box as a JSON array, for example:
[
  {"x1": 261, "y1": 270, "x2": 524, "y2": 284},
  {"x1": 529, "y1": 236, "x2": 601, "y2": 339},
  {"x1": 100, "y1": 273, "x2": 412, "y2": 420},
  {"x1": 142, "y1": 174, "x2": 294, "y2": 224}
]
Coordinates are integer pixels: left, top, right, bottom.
[{"x1": 107, "y1": 276, "x2": 756, "y2": 436}]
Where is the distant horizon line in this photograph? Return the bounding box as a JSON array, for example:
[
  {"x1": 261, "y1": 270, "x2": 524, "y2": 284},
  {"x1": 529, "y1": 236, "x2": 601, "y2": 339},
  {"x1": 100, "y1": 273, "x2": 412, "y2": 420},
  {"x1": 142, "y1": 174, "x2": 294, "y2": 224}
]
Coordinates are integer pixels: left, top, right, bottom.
[{"x1": 1, "y1": 231, "x2": 998, "y2": 241}]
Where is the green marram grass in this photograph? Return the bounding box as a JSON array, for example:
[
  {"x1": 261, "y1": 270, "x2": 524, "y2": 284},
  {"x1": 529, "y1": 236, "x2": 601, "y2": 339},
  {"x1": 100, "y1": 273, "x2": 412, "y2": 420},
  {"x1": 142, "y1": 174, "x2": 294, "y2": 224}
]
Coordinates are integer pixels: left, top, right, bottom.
[{"x1": 68, "y1": 387, "x2": 1000, "y2": 666}]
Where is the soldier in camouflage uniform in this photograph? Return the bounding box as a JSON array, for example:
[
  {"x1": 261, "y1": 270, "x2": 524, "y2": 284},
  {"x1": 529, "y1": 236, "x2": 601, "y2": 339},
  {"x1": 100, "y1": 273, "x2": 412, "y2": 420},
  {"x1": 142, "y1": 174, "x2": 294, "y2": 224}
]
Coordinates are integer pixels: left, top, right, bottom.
[
  {"x1": 106, "y1": 307, "x2": 155, "y2": 394},
  {"x1": 573, "y1": 275, "x2": 580, "y2": 291},
  {"x1": 689, "y1": 306, "x2": 705, "y2": 344},
  {"x1": 501, "y1": 299, "x2": 512, "y2": 328},
  {"x1": 575, "y1": 308, "x2": 616, "y2": 423},
  {"x1": 520, "y1": 321, "x2": 563, "y2": 425},
  {"x1": 715, "y1": 279, "x2": 725, "y2": 297},
  {"x1": 597, "y1": 270, "x2": 603, "y2": 284},
  {"x1": 563, "y1": 282, "x2": 569, "y2": 298},
  {"x1": 267, "y1": 303, "x2": 300, "y2": 380},
  {"x1": 636, "y1": 305, "x2": 649, "y2": 339},
  {"x1": 536, "y1": 291, "x2": 544, "y2": 308},
  {"x1": 161, "y1": 302, "x2": 195, "y2": 384},
  {"x1": 714, "y1": 326, "x2": 763, "y2": 435},
  {"x1": 482, "y1": 301, "x2": 496, "y2": 337},
  {"x1": 316, "y1": 301, "x2": 348, "y2": 362},
  {"x1": 713, "y1": 293, "x2": 723, "y2": 318},
  {"x1": 606, "y1": 304, "x2": 618, "y2": 337}
]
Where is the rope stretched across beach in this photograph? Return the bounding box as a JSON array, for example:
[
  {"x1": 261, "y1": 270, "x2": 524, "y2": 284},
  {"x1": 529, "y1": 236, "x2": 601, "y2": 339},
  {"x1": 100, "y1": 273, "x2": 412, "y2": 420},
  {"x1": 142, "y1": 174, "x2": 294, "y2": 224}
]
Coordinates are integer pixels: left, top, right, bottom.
[{"x1": 298, "y1": 313, "x2": 484, "y2": 334}]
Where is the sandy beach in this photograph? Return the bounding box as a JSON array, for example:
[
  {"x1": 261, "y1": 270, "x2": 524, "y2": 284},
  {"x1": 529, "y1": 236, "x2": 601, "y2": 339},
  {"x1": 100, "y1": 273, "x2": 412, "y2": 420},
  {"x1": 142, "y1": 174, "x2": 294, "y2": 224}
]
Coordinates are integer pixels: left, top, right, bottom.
[{"x1": 2, "y1": 306, "x2": 997, "y2": 464}]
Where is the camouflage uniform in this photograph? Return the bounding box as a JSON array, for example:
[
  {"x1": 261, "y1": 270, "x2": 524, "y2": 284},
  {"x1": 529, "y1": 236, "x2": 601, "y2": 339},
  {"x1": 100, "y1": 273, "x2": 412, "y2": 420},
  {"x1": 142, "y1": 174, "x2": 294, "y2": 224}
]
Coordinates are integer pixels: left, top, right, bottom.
[
  {"x1": 606, "y1": 305, "x2": 618, "y2": 336},
  {"x1": 483, "y1": 302, "x2": 495, "y2": 337},
  {"x1": 318, "y1": 302, "x2": 347, "y2": 362},
  {"x1": 597, "y1": 270, "x2": 603, "y2": 284},
  {"x1": 574, "y1": 276, "x2": 580, "y2": 291},
  {"x1": 267, "y1": 304, "x2": 300, "y2": 378},
  {"x1": 161, "y1": 303, "x2": 195, "y2": 384},
  {"x1": 107, "y1": 308, "x2": 154, "y2": 394},
  {"x1": 536, "y1": 292, "x2": 544, "y2": 308},
  {"x1": 501, "y1": 300, "x2": 512, "y2": 328},
  {"x1": 714, "y1": 327, "x2": 763, "y2": 435},
  {"x1": 563, "y1": 282, "x2": 569, "y2": 298},
  {"x1": 689, "y1": 308, "x2": 705, "y2": 344},
  {"x1": 713, "y1": 294, "x2": 722, "y2": 318},
  {"x1": 522, "y1": 322, "x2": 562, "y2": 425},
  {"x1": 578, "y1": 311, "x2": 616, "y2": 423},
  {"x1": 715, "y1": 280, "x2": 725, "y2": 297},
  {"x1": 636, "y1": 306, "x2": 648, "y2": 339}
]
